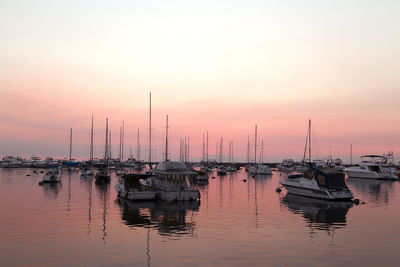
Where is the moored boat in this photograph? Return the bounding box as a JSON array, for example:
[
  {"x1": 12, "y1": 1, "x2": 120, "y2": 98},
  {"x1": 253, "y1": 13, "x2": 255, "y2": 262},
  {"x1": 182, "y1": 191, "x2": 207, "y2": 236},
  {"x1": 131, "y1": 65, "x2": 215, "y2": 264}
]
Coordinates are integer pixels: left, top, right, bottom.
[
  {"x1": 280, "y1": 168, "x2": 354, "y2": 200},
  {"x1": 343, "y1": 155, "x2": 398, "y2": 180}
]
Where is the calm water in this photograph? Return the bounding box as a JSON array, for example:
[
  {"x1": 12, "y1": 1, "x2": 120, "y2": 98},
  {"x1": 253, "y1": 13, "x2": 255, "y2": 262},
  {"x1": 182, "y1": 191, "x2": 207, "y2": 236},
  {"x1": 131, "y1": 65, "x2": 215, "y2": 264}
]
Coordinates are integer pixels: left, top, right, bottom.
[{"x1": 1, "y1": 168, "x2": 400, "y2": 266}]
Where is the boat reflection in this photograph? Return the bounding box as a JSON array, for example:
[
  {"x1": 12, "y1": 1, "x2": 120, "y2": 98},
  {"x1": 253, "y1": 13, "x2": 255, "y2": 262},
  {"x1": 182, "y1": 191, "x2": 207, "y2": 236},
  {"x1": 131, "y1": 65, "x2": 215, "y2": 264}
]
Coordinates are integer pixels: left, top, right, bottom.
[
  {"x1": 346, "y1": 178, "x2": 395, "y2": 204},
  {"x1": 41, "y1": 182, "x2": 63, "y2": 199},
  {"x1": 116, "y1": 199, "x2": 200, "y2": 238},
  {"x1": 281, "y1": 194, "x2": 353, "y2": 231}
]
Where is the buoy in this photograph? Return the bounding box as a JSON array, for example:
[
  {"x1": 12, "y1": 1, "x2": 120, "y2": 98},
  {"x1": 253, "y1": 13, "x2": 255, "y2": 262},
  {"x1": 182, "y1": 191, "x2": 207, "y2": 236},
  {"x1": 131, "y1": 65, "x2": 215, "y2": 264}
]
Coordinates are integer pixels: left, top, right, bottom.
[
  {"x1": 26, "y1": 174, "x2": 31, "y2": 176},
  {"x1": 353, "y1": 199, "x2": 360, "y2": 205},
  {"x1": 243, "y1": 179, "x2": 247, "y2": 182},
  {"x1": 276, "y1": 188, "x2": 282, "y2": 193}
]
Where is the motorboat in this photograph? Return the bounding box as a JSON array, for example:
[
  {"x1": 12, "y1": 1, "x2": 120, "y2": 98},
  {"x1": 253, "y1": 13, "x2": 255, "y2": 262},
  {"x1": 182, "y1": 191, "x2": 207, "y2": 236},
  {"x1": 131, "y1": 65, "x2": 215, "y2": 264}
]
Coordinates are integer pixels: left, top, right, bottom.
[
  {"x1": 115, "y1": 173, "x2": 157, "y2": 201},
  {"x1": 248, "y1": 164, "x2": 272, "y2": 175},
  {"x1": 153, "y1": 160, "x2": 200, "y2": 202},
  {"x1": 343, "y1": 155, "x2": 398, "y2": 180},
  {"x1": 39, "y1": 168, "x2": 61, "y2": 185},
  {"x1": 278, "y1": 159, "x2": 296, "y2": 172},
  {"x1": 280, "y1": 168, "x2": 354, "y2": 200}
]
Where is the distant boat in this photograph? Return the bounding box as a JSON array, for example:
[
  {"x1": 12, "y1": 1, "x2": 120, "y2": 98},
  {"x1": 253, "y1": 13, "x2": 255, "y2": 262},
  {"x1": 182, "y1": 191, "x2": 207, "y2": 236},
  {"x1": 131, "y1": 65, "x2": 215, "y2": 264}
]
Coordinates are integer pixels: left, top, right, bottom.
[
  {"x1": 217, "y1": 165, "x2": 227, "y2": 175},
  {"x1": 343, "y1": 155, "x2": 398, "y2": 180},
  {"x1": 39, "y1": 167, "x2": 61, "y2": 185},
  {"x1": 278, "y1": 159, "x2": 296, "y2": 172}
]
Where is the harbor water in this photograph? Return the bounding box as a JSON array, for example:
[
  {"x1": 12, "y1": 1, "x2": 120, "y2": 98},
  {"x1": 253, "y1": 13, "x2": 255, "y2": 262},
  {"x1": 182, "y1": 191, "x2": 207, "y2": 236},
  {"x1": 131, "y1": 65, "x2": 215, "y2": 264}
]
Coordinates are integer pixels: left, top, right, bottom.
[{"x1": 1, "y1": 168, "x2": 400, "y2": 266}]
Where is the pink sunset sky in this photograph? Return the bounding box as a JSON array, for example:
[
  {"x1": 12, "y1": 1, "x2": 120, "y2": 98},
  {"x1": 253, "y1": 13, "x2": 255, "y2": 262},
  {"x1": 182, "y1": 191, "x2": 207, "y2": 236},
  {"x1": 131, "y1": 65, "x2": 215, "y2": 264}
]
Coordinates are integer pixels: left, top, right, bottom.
[{"x1": 1, "y1": 0, "x2": 399, "y2": 163}]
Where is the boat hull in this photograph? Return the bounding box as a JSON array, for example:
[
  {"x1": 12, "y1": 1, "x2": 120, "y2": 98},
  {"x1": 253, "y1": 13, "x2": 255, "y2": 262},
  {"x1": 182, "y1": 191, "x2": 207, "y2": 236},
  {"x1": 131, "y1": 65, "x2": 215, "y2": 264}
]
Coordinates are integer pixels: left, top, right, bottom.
[
  {"x1": 344, "y1": 168, "x2": 397, "y2": 180},
  {"x1": 115, "y1": 182, "x2": 157, "y2": 201},
  {"x1": 280, "y1": 181, "x2": 353, "y2": 201}
]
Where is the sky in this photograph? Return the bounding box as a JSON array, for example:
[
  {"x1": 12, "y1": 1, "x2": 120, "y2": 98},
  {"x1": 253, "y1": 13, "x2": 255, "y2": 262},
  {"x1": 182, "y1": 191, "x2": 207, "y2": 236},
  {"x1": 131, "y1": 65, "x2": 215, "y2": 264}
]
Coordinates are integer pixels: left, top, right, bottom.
[{"x1": 0, "y1": 0, "x2": 399, "y2": 163}]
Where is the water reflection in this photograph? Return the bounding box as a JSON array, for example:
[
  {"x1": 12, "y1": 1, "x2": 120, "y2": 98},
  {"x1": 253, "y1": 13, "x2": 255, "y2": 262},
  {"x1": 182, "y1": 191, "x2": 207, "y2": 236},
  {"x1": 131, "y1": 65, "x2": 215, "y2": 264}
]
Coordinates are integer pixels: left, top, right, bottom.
[
  {"x1": 95, "y1": 178, "x2": 110, "y2": 243},
  {"x1": 41, "y1": 182, "x2": 63, "y2": 199},
  {"x1": 281, "y1": 194, "x2": 353, "y2": 231},
  {"x1": 116, "y1": 199, "x2": 200, "y2": 238},
  {"x1": 347, "y1": 178, "x2": 395, "y2": 204}
]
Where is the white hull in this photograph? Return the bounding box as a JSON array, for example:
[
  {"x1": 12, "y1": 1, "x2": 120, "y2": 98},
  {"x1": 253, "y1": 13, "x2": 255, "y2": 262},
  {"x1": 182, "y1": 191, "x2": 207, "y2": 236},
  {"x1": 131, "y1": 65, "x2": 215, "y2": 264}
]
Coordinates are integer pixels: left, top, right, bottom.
[
  {"x1": 115, "y1": 182, "x2": 156, "y2": 200},
  {"x1": 280, "y1": 180, "x2": 353, "y2": 200},
  {"x1": 40, "y1": 170, "x2": 61, "y2": 184},
  {"x1": 344, "y1": 167, "x2": 397, "y2": 180}
]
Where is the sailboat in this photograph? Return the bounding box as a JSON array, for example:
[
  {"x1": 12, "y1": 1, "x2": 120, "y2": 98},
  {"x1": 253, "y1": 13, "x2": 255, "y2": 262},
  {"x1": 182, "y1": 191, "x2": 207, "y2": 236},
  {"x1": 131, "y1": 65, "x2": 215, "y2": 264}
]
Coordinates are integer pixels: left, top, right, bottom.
[
  {"x1": 280, "y1": 120, "x2": 354, "y2": 200},
  {"x1": 95, "y1": 118, "x2": 111, "y2": 182},
  {"x1": 248, "y1": 125, "x2": 272, "y2": 176}
]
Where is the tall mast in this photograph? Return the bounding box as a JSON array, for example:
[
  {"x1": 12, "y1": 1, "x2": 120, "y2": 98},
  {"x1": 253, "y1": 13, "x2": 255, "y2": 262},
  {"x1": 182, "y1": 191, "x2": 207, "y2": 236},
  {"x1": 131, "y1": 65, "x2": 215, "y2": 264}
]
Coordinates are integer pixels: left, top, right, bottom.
[
  {"x1": 216, "y1": 141, "x2": 218, "y2": 161},
  {"x1": 302, "y1": 123, "x2": 309, "y2": 164},
  {"x1": 202, "y1": 133, "x2": 205, "y2": 162},
  {"x1": 255, "y1": 125, "x2": 258, "y2": 163},
  {"x1": 69, "y1": 128, "x2": 72, "y2": 161},
  {"x1": 137, "y1": 129, "x2": 140, "y2": 161},
  {"x1": 219, "y1": 137, "x2": 223, "y2": 163},
  {"x1": 350, "y1": 144, "x2": 353, "y2": 165},
  {"x1": 119, "y1": 126, "x2": 122, "y2": 162},
  {"x1": 259, "y1": 140, "x2": 264, "y2": 163},
  {"x1": 247, "y1": 134, "x2": 250, "y2": 164},
  {"x1": 122, "y1": 120, "x2": 124, "y2": 163},
  {"x1": 308, "y1": 119, "x2": 311, "y2": 165},
  {"x1": 149, "y1": 92, "x2": 152, "y2": 169},
  {"x1": 109, "y1": 130, "x2": 112, "y2": 159},
  {"x1": 90, "y1": 115, "x2": 94, "y2": 163},
  {"x1": 206, "y1": 131, "x2": 209, "y2": 163},
  {"x1": 187, "y1": 137, "x2": 190, "y2": 162},
  {"x1": 165, "y1": 115, "x2": 169, "y2": 161},
  {"x1": 104, "y1": 118, "x2": 108, "y2": 162}
]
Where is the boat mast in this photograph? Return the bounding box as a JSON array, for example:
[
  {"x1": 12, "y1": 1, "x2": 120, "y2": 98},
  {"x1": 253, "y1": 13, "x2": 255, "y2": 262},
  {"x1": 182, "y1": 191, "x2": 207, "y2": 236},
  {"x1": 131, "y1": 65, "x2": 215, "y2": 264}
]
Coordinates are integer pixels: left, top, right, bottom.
[
  {"x1": 247, "y1": 134, "x2": 250, "y2": 164},
  {"x1": 254, "y1": 124, "x2": 257, "y2": 164},
  {"x1": 119, "y1": 126, "x2": 122, "y2": 162},
  {"x1": 206, "y1": 131, "x2": 209, "y2": 163},
  {"x1": 69, "y1": 128, "x2": 72, "y2": 161},
  {"x1": 122, "y1": 120, "x2": 124, "y2": 163},
  {"x1": 109, "y1": 130, "x2": 112, "y2": 159},
  {"x1": 165, "y1": 115, "x2": 169, "y2": 161},
  {"x1": 137, "y1": 129, "x2": 140, "y2": 161},
  {"x1": 219, "y1": 137, "x2": 223, "y2": 163},
  {"x1": 104, "y1": 118, "x2": 109, "y2": 163},
  {"x1": 302, "y1": 123, "x2": 309, "y2": 164},
  {"x1": 90, "y1": 115, "x2": 94, "y2": 163},
  {"x1": 350, "y1": 144, "x2": 353, "y2": 165},
  {"x1": 202, "y1": 133, "x2": 205, "y2": 162},
  {"x1": 149, "y1": 92, "x2": 152, "y2": 169},
  {"x1": 259, "y1": 140, "x2": 264, "y2": 163},
  {"x1": 308, "y1": 119, "x2": 311, "y2": 165}
]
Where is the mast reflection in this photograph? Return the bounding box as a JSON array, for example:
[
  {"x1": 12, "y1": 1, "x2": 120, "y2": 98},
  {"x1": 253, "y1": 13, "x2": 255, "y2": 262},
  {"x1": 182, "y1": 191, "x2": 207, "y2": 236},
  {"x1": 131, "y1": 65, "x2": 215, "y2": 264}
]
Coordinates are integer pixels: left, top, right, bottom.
[{"x1": 95, "y1": 179, "x2": 110, "y2": 243}]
